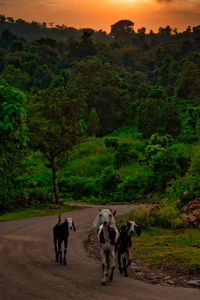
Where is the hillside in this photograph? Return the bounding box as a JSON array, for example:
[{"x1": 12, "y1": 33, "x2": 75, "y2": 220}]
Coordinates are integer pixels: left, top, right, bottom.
[{"x1": 0, "y1": 15, "x2": 200, "y2": 219}]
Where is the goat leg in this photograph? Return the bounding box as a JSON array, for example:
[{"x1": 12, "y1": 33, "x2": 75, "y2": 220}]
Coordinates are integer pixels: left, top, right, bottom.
[
  {"x1": 54, "y1": 238, "x2": 59, "y2": 262},
  {"x1": 109, "y1": 267, "x2": 115, "y2": 281},
  {"x1": 123, "y1": 257, "x2": 128, "y2": 277},
  {"x1": 63, "y1": 239, "x2": 68, "y2": 265},
  {"x1": 118, "y1": 252, "x2": 123, "y2": 274},
  {"x1": 101, "y1": 248, "x2": 108, "y2": 285},
  {"x1": 126, "y1": 248, "x2": 131, "y2": 268},
  {"x1": 58, "y1": 240, "x2": 62, "y2": 264},
  {"x1": 109, "y1": 248, "x2": 116, "y2": 281}
]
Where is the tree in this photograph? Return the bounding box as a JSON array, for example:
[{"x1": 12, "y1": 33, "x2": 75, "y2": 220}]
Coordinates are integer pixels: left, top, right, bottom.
[
  {"x1": 0, "y1": 65, "x2": 31, "y2": 91},
  {"x1": 110, "y1": 20, "x2": 134, "y2": 42},
  {"x1": 63, "y1": 58, "x2": 131, "y2": 135},
  {"x1": 136, "y1": 97, "x2": 163, "y2": 138},
  {"x1": 0, "y1": 29, "x2": 17, "y2": 49},
  {"x1": 0, "y1": 79, "x2": 27, "y2": 211},
  {"x1": 88, "y1": 108, "x2": 99, "y2": 136},
  {"x1": 26, "y1": 86, "x2": 86, "y2": 204}
]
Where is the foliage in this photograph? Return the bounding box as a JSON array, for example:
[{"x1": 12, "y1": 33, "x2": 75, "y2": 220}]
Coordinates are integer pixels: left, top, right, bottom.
[
  {"x1": 117, "y1": 169, "x2": 153, "y2": 202},
  {"x1": 58, "y1": 176, "x2": 97, "y2": 200},
  {"x1": 88, "y1": 107, "x2": 99, "y2": 136},
  {"x1": 104, "y1": 137, "x2": 119, "y2": 150},
  {"x1": 149, "y1": 150, "x2": 180, "y2": 190},
  {"x1": 128, "y1": 207, "x2": 150, "y2": 229},
  {"x1": 63, "y1": 58, "x2": 131, "y2": 136},
  {"x1": 114, "y1": 143, "x2": 137, "y2": 169},
  {"x1": 0, "y1": 79, "x2": 27, "y2": 211},
  {"x1": 150, "y1": 204, "x2": 182, "y2": 229},
  {"x1": 98, "y1": 166, "x2": 121, "y2": 199}
]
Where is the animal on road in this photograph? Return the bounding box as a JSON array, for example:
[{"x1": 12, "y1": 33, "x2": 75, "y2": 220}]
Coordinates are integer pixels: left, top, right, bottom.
[
  {"x1": 93, "y1": 208, "x2": 120, "y2": 285},
  {"x1": 53, "y1": 214, "x2": 76, "y2": 265},
  {"x1": 117, "y1": 221, "x2": 141, "y2": 277}
]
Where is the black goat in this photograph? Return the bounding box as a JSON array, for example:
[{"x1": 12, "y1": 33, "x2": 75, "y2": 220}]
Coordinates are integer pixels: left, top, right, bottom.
[
  {"x1": 53, "y1": 214, "x2": 76, "y2": 265},
  {"x1": 116, "y1": 221, "x2": 141, "y2": 277}
]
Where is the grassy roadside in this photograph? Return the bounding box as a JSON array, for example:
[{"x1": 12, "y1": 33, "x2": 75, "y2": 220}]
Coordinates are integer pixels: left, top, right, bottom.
[
  {"x1": 131, "y1": 227, "x2": 200, "y2": 273},
  {"x1": 0, "y1": 203, "x2": 85, "y2": 222}
]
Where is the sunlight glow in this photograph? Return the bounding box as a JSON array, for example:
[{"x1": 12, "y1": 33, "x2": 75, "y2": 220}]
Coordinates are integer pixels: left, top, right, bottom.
[{"x1": 109, "y1": 0, "x2": 145, "y2": 4}]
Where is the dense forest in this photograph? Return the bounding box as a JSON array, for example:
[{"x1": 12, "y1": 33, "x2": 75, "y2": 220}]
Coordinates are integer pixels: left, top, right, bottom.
[{"x1": 0, "y1": 15, "x2": 200, "y2": 227}]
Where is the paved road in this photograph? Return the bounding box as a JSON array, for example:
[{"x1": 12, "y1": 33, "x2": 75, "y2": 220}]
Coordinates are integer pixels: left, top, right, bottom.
[{"x1": 0, "y1": 205, "x2": 199, "y2": 300}]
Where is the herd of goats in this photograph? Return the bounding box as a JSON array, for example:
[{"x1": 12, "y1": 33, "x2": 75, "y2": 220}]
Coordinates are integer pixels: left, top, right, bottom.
[{"x1": 53, "y1": 208, "x2": 141, "y2": 285}]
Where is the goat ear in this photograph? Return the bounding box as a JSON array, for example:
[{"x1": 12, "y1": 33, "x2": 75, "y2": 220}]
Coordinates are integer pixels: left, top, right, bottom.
[
  {"x1": 110, "y1": 208, "x2": 112, "y2": 212},
  {"x1": 93, "y1": 216, "x2": 99, "y2": 229},
  {"x1": 136, "y1": 225, "x2": 141, "y2": 237},
  {"x1": 113, "y1": 210, "x2": 116, "y2": 217},
  {"x1": 99, "y1": 208, "x2": 102, "y2": 212}
]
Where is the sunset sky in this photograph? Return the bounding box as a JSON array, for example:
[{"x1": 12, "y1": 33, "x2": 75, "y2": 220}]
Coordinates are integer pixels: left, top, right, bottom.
[{"x1": 1, "y1": 0, "x2": 200, "y2": 33}]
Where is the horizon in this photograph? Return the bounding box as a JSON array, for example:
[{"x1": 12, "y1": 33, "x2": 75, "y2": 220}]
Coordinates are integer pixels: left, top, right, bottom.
[{"x1": 1, "y1": 0, "x2": 200, "y2": 33}]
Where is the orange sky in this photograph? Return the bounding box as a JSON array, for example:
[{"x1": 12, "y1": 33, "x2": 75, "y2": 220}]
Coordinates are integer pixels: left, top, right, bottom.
[{"x1": 1, "y1": 0, "x2": 200, "y2": 32}]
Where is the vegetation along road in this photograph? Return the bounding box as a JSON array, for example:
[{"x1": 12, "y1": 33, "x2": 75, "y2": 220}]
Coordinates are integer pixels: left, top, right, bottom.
[{"x1": 0, "y1": 205, "x2": 199, "y2": 300}]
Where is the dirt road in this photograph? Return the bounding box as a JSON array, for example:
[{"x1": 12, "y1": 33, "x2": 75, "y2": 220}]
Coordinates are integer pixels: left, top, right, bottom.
[{"x1": 0, "y1": 205, "x2": 199, "y2": 300}]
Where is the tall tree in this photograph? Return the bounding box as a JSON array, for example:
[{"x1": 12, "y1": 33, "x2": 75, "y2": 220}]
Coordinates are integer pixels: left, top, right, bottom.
[
  {"x1": 26, "y1": 86, "x2": 86, "y2": 204},
  {"x1": 110, "y1": 20, "x2": 134, "y2": 43}
]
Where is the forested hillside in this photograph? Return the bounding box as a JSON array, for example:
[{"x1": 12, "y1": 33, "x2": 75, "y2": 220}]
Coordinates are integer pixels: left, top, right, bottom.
[{"x1": 0, "y1": 15, "x2": 200, "y2": 224}]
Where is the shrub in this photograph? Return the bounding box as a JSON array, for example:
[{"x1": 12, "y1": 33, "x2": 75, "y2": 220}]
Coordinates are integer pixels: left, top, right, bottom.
[
  {"x1": 145, "y1": 144, "x2": 166, "y2": 161},
  {"x1": 167, "y1": 175, "x2": 199, "y2": 207},
  {"x1": 149, "y1": 150, "x2": 180, "y2": 190},
  {"x1": 150, "y1": 203, "x2": 181, "y2": 229},
  {"x1": 171, "y1": 217, "x2": 185, "y2": 232},
  {"x1": 149, "y1": 133, "x2": 175, "y2": 147},
  {"x1": 190, "y1": 144, "x2": 200, "y2": 176},
  {"x1": 118, "y1": 170, "x2": 153, "y2": 202},
  {"x1": 114, "y1": 143, "x2": 137, "y2": 169},
  {"x1": 58, "y1": 176, "x2": 97, "y2": 200},
  {"x1": 129, "y1": 207, "x2": 150, "y2": 229},
  {"x1": 104, "y1": 137, "x2": 119, "y2": 150},
  {"x1": 168, "y1": 143, "x2": 190, "y2": 175},
  {"x1": 98, "y1": 166, "x2": 121, "y2": 199}
]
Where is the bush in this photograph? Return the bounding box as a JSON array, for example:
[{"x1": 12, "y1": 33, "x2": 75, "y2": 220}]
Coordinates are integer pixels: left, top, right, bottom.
[
  {"x1": 145, "y1": 144, "x2": 166, "y2": 161},
  {"x1": 168, "y1": 143, "x2": 190, "y2": 175},
  {"x1": 104, "y1": 137, "x2": 119, "y2": 150},
  {"x1": 167, "y1": 175, "x2": 200, "y2": 207},
  {"x1": 114, "y1": 143, "x2": 137, "y2": 169},
  {"x1": 150, "y1": 203, "x2": 181, "y2": 229},
  {"x1": 117, "y1": 170, "x2": 153, "y2": 202},
  {"x1": 149, "y1": 150, "x2": 180, "y2": 190},
  {"x1": 58, "y1": 176, "x2": 97, "y2": 200},
  {"x1": 190, "y1": 144, "x2": 200, "y2": 176},
  {"x1": 129, "y1": 207, "x2": 150, "y2": 229},
  {"x1": 171, "y1": 217, "x2": 185, "y2": 232},
  {"x1": 98, "y1": 166, "x2": 121, "y2": 199},
  {"x1": 149, "y1": 133, "x2": 175, "y2": 147}
]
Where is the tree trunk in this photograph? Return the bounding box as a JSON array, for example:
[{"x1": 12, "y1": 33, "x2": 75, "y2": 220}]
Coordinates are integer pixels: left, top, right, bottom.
[{"x1": 50, "y1": 154, "x2": 60, "y2": 205}]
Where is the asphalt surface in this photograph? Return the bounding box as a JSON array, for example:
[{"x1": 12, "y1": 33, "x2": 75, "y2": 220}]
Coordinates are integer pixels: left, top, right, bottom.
[{"x1": 0, "y1": 204, "x2": 199, "y2": 300}]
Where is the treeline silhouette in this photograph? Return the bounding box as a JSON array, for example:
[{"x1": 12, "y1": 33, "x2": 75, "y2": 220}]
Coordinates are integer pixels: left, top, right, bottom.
[{"x1": 1, "y1": 15, "x2": 200, "y2": 47}]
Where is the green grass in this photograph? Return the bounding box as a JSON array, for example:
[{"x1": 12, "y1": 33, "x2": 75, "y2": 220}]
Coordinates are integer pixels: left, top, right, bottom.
[
  {"x1": 0, "y1": 203, "x2": 83, "y2": 222},
  {"x1": 132, "y1": 227, "x2": 200, "y2": 273}
]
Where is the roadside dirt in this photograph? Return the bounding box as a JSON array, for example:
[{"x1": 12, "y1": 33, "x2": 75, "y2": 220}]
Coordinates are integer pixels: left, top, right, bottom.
[{"x1": 0, "y1": 204, "x2": 200, "y2": 300}]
